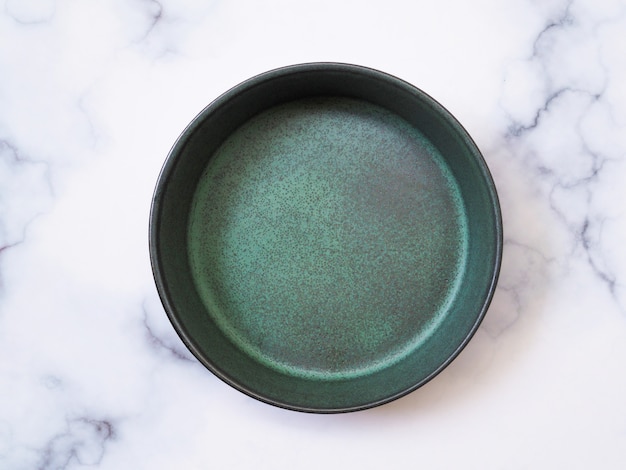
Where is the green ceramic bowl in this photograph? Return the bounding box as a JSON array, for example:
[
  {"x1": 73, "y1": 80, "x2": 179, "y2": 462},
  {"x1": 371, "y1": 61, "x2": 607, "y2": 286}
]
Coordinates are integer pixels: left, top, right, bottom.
[{"x1": 150, "y1": 63, "x2": 502, "y2": 413}]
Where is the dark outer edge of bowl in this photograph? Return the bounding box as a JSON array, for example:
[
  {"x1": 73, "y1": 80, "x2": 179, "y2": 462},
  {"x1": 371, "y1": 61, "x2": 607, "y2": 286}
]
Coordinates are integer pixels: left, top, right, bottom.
[{"x1": 149, "y1": 62, "x2": 503, "y2": 414}]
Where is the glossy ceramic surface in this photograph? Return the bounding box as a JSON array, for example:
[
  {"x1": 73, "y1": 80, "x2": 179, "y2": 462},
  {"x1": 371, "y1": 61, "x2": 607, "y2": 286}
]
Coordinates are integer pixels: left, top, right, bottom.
[{"x1": 150, "y1": 63, "x2": 502, "y2": 412}]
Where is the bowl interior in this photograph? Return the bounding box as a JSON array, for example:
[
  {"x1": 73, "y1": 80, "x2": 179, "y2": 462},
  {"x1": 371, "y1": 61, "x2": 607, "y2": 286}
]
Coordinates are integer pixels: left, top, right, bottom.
[{"x1": 150, "y1": 64, "x2": 501, "y2": 412}]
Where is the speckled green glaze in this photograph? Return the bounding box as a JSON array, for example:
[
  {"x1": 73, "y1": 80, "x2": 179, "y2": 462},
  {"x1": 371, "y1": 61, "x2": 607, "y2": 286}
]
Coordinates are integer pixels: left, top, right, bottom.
[
  {"x1": 150, "y1": 63, "x2": 502, "y2": 413},
  {"x1": 188, "y1": 97, "x2": 467, "y2": 380}
]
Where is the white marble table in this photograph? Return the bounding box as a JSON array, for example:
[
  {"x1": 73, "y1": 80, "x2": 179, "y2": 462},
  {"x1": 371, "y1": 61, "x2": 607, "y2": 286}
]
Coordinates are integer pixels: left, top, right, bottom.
[{"x1": 1, "y1": 0, "x2": 625, "y2": 468}]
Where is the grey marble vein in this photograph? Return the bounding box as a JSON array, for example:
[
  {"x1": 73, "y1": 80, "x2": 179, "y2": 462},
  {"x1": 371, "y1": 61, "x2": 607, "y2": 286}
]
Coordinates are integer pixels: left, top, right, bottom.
[
  {"x1": 36, "y1": 417, "x2": 115, "y2": 470},
  {"x1": 497, "y1": 0, "x2": 625, "y2": 311},
  {"x1": 3, "y1": 0, "x2": 56, "y2": 25},
  {"x1": 141, "y1": 301, "x2": 194, "y2": 362}
]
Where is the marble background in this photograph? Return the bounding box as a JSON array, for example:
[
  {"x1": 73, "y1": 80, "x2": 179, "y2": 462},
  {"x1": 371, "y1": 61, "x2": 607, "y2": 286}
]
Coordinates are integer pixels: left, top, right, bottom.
[{"x1": 1, "y1": 0, "x2": 625, "y2": 468}]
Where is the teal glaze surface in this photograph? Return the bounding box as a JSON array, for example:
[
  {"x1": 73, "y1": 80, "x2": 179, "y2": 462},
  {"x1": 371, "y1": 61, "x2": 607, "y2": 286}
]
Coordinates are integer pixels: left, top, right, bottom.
[
  {"x1": 188, "y1": 97, "x2": 468, "y2": 380},
  {"x1": 150, "y1": 63, "x2": 502, "y2": 413}
]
